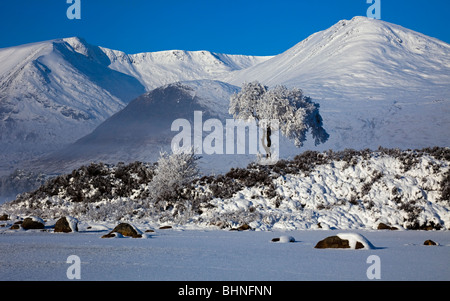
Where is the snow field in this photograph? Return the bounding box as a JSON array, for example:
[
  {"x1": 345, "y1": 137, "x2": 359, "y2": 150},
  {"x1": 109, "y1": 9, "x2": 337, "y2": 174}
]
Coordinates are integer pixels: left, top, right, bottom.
[{"x1": 0, "y1": 228, "x2": 448, "y2": 281}]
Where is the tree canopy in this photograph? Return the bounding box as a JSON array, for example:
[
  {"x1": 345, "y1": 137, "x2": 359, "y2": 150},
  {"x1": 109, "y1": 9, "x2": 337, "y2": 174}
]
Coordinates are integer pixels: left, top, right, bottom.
[{"x1": 229, "y1": 81, "x2": 329, "y2": 148}]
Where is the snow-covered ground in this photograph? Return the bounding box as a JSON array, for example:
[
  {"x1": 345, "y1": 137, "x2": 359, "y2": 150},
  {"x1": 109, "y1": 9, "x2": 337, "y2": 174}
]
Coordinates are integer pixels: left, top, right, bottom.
[{"x1": 0, "y1": 226, "x2": 448, "y2": 281}]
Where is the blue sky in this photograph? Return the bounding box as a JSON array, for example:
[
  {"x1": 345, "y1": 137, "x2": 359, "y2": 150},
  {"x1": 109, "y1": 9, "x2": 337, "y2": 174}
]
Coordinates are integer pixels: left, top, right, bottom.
[{"x1": 0, "y1": 0, "x2": 449, "y2": 55}]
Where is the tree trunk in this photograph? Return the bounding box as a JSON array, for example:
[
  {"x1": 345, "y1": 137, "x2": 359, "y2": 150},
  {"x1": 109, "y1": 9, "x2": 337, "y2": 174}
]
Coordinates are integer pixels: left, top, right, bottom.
[{"x1": 261, "y1": 125, "x2": 272, "y2": 158}]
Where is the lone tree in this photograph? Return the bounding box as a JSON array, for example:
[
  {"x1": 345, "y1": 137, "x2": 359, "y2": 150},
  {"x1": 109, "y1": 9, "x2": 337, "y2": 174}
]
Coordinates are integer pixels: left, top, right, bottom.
[
  {"x1": 229, "y1": 81, "x2": 329, "y2": 157},
  {"x1": 149, "y1": 149, "x2": 199, "y2": 210}
]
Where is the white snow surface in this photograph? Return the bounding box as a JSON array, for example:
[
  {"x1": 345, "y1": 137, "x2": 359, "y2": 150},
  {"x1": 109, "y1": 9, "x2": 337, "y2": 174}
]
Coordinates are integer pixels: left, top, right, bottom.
[
  {"x1": 0, "y1": 226, "x2": 448, "y2": 281},
  {"x1": 64, "y1": 216, "x2": 78, "y2": 232},
  {"x1": 278, "y1": 235, "x2": 295, "y2": 243},
  {"x1": 336, "y1": 233, "x2": 375, "y2": 249},
  {"x1": 1, "y1": 17, "x2": 449, "y2": 281},
  {"x1": 225, "y1": 16, "x2": 450, "y2": 102}
]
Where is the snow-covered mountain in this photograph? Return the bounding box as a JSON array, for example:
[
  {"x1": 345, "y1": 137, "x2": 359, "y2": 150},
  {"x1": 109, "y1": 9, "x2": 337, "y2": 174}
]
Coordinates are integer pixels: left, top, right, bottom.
[
  {"x1": 225, "y1": 16, "x2": 450, "y2": 101},
  {"x1": 223, "y1": 16, "x2": 450, "y2": 151},
  {"x1": 40, "y1": 17, "x2": 450, "y2": 175},
  {"x1": 0, "y1": 37, "x2": 143, "y2": 175},
  {"x1": 0, "y1": 38, "x2": 270, "y2": 176},
  {"x1": 35, "y1": 80, "x2": 251, "y2": 175},
  {"x1": 102, "y1": 47, "x2": 271, "y2": 91},
  {"x1": 2, "y1": 16, "x2": 449, "y2": 178}
]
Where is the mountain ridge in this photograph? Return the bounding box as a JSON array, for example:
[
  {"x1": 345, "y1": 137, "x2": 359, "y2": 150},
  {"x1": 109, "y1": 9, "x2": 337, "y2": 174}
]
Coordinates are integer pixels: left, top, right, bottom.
[
  {"x1": 1, "y1": 16, "x2": 449, "y2": 178},
  {"x1": 224, "y1": 16, "x2": 450, "y2": 101},
  {"x1": 0, "y1": 37, "x2": 268, "y2": 176}
]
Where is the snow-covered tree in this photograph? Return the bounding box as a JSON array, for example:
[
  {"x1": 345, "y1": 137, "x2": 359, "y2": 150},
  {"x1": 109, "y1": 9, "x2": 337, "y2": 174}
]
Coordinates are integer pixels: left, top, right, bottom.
[
  {"x1": 149, "y1": 149, "x2": 199, "y2": 209},
  {"x1": 229, "y1": 81, "x2": 329, "y2": 156}
]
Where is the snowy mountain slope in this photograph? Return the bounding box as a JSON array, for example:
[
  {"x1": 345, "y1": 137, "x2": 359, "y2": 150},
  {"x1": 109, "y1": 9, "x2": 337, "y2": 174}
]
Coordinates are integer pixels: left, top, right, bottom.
[
  {"x1": 101, "y1": 47, "x2": 272, "y2": 91},
  {"x1": 22, "y1": 17, "x2": 450, "y2": 178},
  {"x1": 0, "y1": 38, "x2": 269, "y2": 176},
  {"x1": 225, "y1": 16, "x2": 450, "y2": 101},
  {"x1": 33, "y1": 80, "x2": 251, "y2": 175},
  {"x1": 3, "y1": 17, "x2": 449, "y2": 179},
  {"x1": 222, "y1": 16, "x2": 450, "y2": 151},
  {"x1": 0, "y1": 37, "x2": 146, "y2": 175}
]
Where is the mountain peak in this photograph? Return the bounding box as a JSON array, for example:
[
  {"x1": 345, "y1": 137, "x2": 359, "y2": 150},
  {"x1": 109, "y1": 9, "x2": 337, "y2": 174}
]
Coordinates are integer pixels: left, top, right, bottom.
[{"x1": 227, "y1": 16, "x2": 450, "y2": 100}]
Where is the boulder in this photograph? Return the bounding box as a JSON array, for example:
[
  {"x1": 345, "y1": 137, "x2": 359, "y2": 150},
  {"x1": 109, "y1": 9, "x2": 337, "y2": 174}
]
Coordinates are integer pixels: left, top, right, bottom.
[
  {"x1": 102, "y1": 223, "x2": 142, "y2": 238},
  {"x1": 315, "y1": 233, "x2": 374, "y2": 250},
  {"x1": 377, "y1": 223, "x2": 398, "y2": 230},
  {"x1": 315, "y1": 236, "x2": 352, "y2": 249},
  {"x1": 54, "y1": 216, "x2": 78, "y2": 233},
  {"x1": 424, "y1": 240, "x2": 437, "y2": 246},
  {"x1": 22, "y1": 217, "x2": 45, "y2": 230},
  {"x1": 238, "y1": 224, "x2": 251, "y2": 231},
  {"x1": 10, "y1": 224, "x2": 20, "y2": 230},
  {"x1": 0, "y1": 214, "x2": 8, "y2": 221},
  {"x1": 159, "y1": 225, "x2": 172, "y2": 230}
]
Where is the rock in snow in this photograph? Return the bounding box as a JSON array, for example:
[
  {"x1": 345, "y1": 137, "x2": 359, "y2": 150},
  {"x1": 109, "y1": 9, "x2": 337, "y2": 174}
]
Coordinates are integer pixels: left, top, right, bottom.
[
  {"x1": 272, "y1": 235, "x2": 296, "y2": 243},
  {"x1": 54, "y1": 216, "x2": 78, "y2": 233},
  {"x1": 102, "y1": 223, "x2": 142, "y2": 238},
  {"x1": 423, "y1": 240, "x2": 438, "y2": 246},
  {"x1": 21, "y1": 216, "x2": 45, "y2": 230},
  {"x1": 315, "y1": 233, "x2": 375, "y2": 249}
]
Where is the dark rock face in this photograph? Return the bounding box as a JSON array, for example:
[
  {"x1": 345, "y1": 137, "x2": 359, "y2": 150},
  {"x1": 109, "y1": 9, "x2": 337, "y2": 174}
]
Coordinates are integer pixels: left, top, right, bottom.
[
  {"x1": 377, "y1": 223, "x2": 398, "y2": 230},
  {"x1": 315, "y1": 236, "x2": 350, "y2": 249},
  {"x1": 159, "y1": 226, "x2": 172, "y2": 230},
  {"x1": 22, "y1": 217, "x2": 45, "y2": 230},
  {"x1": 423, "y1": 240, "x2": 437, "y2": 246},
  {"x1": 54, "y1": 216, "x2": 78, "y2": 233},
  {"x1": 102, "y1": 223, "x2": 142, "y2": 238},
  {"x1": 314, "y1": 235, "x2": 364, "y2": 249}
]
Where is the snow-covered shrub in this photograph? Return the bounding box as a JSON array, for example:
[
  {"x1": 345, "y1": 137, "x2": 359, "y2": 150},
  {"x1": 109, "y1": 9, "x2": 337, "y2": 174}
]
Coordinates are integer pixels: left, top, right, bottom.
[
  {"x1": 149, "y1": 150, "x2": 200, "y2": 216},
  {"x1": 1, "y1": 147, "x2": 449, "y2": 230},
  {"x1": 13, "y1": 162, "x2": 155, "y2": 206}
]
